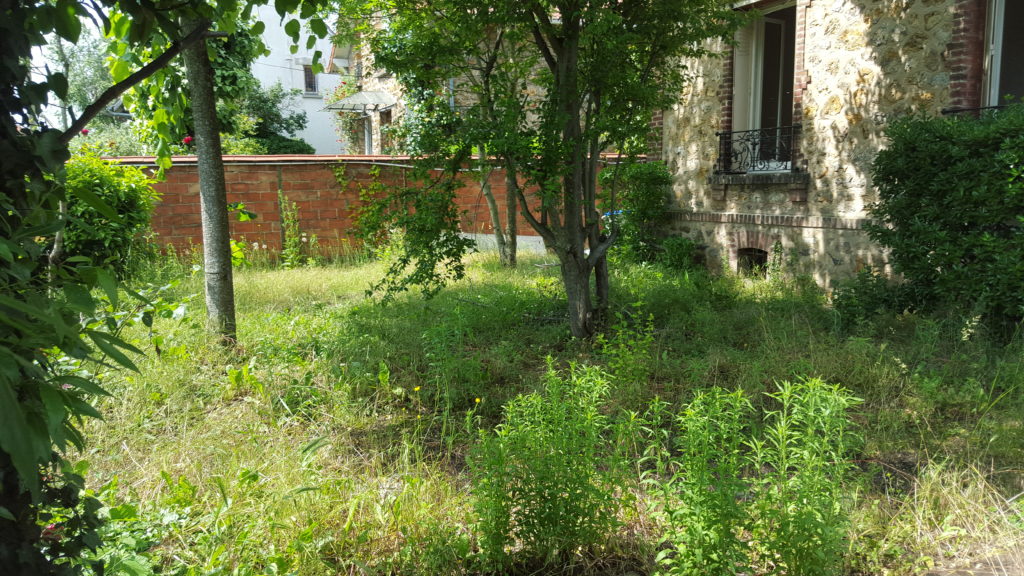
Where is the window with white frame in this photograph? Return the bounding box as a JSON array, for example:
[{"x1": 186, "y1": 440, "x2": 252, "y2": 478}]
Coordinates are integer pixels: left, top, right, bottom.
[
  {"x1": 721, "y1": 3, "x2": 797, "y2": 173},
  {"x1": 303, "y1": 65, "x2": 318, "y2": 95},
  {"x1": 985, "y1": 0, "x2": 1023, "y2": 106}
]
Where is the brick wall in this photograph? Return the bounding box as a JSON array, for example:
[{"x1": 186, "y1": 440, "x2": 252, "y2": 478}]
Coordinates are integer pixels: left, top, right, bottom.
[
  {"x1": 947, "y1": 0, "x2": 987, "y2": 109},
  {"x1": 123, "y1": 155, "x2": 543, "y2": 253}
]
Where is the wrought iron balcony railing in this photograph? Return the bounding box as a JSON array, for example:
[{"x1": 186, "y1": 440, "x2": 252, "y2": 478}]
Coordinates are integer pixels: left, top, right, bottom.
[{"x1": 715, "y1": 124, "x2": 801, "y2": 174}]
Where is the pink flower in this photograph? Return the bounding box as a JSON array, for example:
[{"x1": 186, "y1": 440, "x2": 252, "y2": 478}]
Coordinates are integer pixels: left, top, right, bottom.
[
  {"x1": 80, "y1": 129, "x2": 89, "y2": 136},
  {"x1": 183, "y1": 135, "x2": 194, "y2": 145}
]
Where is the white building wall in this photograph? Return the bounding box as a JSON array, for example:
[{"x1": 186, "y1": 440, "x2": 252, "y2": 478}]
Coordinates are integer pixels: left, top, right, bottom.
[{"x1": 251, "y1": 7, "x2": 345, "y2": 154}]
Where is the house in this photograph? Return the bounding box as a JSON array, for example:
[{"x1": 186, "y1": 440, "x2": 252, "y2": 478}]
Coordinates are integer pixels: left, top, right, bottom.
[
  {"x1": 325, "y1": 35, "x2": 405, "y2": 155},
  {"x1": 250, "y1": 7, "x2": 353, "y2": 153},
  {"x1": 652, "y1": 0, "x2": 1021, "y2": 286}
]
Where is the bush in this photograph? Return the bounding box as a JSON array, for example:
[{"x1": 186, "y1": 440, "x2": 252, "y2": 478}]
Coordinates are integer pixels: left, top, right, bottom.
[
  {"x1": 869, "y1": 105, "x2": 1024, "y2": 327},
  {"x1": 470, "y1": 362, "x2": 624, "y2": 569},
  {"x1": 651, "y1": 379, "x2": 861, "y2": 576},
  {"x1": 656, "y1": 388, "x2": 751, "y2": 576},
  {"x1": 258, "y1": 134, "x2": 316, "y2": 155},
  {"x1": 832, "y1": 267, "x2": 918, "y2": 330},
  {"x1": 599, "y1": 161, "x2": 673, "y2": 263},
  {"x1": 62, "y1": 151, "x2": 159, "y2": 277}
]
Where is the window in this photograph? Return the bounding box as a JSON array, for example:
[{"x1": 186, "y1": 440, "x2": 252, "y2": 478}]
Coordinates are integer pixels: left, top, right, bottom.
[
  {"x1": 719, "y1": 4, "x2": 798, "y2": 173},
  {"x1": 303, "y1": 65, "x2": 318, "y2": 94},
  {"x1": 985, "y1": 0, "x2": 1023, "y2": 106},
  {"x1": 737, "y1": 248, "x2": 769, "y2": 276}
]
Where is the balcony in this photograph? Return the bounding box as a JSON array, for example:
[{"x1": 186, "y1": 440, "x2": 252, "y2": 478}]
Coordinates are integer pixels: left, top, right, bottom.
[{"x1": 714, "y1": 124, "x2": 801, "y2": 174}]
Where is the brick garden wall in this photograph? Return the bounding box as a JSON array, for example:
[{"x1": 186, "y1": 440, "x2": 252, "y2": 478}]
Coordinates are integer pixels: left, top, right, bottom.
[{"x1": 120, "y1": 155, "x2": 541, "y2": 254}]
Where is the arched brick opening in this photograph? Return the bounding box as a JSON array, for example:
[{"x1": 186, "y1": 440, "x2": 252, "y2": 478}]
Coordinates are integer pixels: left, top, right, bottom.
[{"x1": 730, "y1": 228, "x2": 778, "y2": 275}]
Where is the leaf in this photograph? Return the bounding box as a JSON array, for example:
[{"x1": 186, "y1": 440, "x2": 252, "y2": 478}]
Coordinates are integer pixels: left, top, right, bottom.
[
  {"x1": 53, "y1": 0, "x2": 82, "y2": 43},
  {"x1": 310, "y1": 18, "x2": 328, "y2": 38},
  {"x1": 54, "y1": 375, "x2": 110, "y2": 397},
  {"x1": 68, "y1": 181, "x2": 122, "y2": 223},
  {"x1": 63, "y1": 283, "x2": 94, "y2": 314},
  {"x1": 0, "y1": 506, "x2": 15, "y2": 521},
  {"x1": 38, "y1": 384, "x2": 68, "y2": 442},
  {"x1": 86, "y1": 330, "x2": 141, "y2": 372},
  {"x1": 284, "y1": 18, "x2": 301, "y2": 42},
  {"x1": 0, "y1": 380, "x2": 43, "y2": 496},
  {"x1": 94, "y1": 267, "x2": 118, "y2": 308}
]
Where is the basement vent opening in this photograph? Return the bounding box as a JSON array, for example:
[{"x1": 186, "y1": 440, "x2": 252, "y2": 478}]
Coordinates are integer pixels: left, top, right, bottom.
[{"x1": 738, "y1": 247, "x2": 769, "y2": 276}]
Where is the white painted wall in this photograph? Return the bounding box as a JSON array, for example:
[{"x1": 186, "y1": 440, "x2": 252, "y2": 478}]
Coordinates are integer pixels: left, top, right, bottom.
[{"x1": 251, "y1": 7, "x2": 345, "y2": 154}]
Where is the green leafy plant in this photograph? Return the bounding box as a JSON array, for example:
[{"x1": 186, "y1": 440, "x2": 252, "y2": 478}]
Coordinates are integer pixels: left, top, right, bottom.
[
  {"x1": 470, "y1": 361, "x2": 624, "y2": 569},
  {"x1": 748, "y1": 378, "x2": 862, "y2": 576},
  {"x1": 868, "y1": 105, "x2": 1024, "y2": 330},
  {"x1": 599, "y1": 162, "x2": 674, "y2": 264},
  {"x1": 656, "y1": 388, "x2": 751, "y2": 576},
  {"x1": 62, "y1": 151, "x2": 160, "y2": 277},
  {"x1": 279, "y1": 190, "x2": 315, "y2": 268},
  {"x1": 596, "y1": 301, "x2": 656, "y2": 408},
  {"x1": 658, "y1": 236, "x2": 698, "y2": 271}
]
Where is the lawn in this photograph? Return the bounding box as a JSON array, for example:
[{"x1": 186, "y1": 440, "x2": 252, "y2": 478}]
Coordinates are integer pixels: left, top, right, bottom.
[{"x1": 78, "y1": 252, "x2": 1024, "y2": 575}]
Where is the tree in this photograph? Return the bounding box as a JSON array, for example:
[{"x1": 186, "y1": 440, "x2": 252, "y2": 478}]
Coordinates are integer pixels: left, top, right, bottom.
[
  {"x1": 362, "y1": 0, "x2": 743, "y2": 338},
  {"x1": 0, "y1": 1, "x2": 332, "y2": 571}
]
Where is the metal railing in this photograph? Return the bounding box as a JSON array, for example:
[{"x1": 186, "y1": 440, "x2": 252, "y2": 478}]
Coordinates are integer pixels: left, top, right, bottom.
[{"x1": 715, "y1": 124, "x2": 801, "y2": 174}]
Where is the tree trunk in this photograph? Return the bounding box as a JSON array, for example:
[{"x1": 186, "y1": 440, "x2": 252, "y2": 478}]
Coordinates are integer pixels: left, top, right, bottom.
[
  {"x1": 182, "y1": 22, "x2": 237, "y2": 344},
  {"x1": 478, "y1": 155, "x2": 510, "y2": 265},
  {"x1": 560, "y1": 253, "x2": 594, "y2": 339},
  {"x1": 504, "y1": 164, "x2": 519, "y2": 267}
]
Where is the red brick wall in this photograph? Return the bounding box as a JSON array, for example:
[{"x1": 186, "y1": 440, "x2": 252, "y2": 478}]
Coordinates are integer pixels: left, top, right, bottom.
[
  {"x1": 948, "y1": 0, "x2": 988, "y2": 110},
  {"x1": 123, "y1": 155, "x2": 544, "y2": 253}
]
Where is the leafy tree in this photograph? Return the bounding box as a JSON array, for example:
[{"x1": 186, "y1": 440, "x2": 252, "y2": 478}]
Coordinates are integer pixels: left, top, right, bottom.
[
  {"x1": 360, "y1": 0, "x2": 743, "y2": 338},
  {"x1": 0, "y1": 1, "x2": 332, "y2": 572}
]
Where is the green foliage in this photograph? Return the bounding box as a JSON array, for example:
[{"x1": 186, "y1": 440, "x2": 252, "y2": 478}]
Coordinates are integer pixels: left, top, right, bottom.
[
  {"x1": 278, "y1": 190, "x2": 318, "y2": 268},
  {"x1": 655, "y1": 388, "x2": 751, "y2": 576},
  {"x1": 599, "y1": 162, "x2": 674, "y2": 263},
  {"x1": 596, "y1": 302, "x2": 657, "y2": 408},
  {"x1": 258, "y1": 134, "x2": 315, "y2": 155},
  {"x1": 355, "y1": 165, "x2": 475, "y2": 300},
  {"x1": 832, "y1": 267, "x2": 917, "y2": 330},
  {"x1": 650, "y1": 379, "x2": 861, "y2": 576},
  {"x1": 868, "y1": 105, "x2": 1024, "y2": 328},
  {"x1": 470, "y1": 362, "x2": 624, "y2": 568},
  {"x1": 70, "y1": 122, "x2": 151, "y2": 157},
  {"x1": 658, "y1": 236, "x2": 698, "y2": 271},
  {"x1": 748, "y1": 378, "x2": 862, "y2": 576},
  {"x1": 63, "y1": 152, "x2": 160, "y2": 277}
]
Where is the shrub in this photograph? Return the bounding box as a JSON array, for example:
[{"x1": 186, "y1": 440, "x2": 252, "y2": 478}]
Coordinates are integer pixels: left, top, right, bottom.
[
  {"x1": 651, "y1": 379, "x2": 861, "y2": 576},
  {"x1": 62, "y1": 151, "x2": 159, "y2": 277},
  {"x1": 258, "y1": 134, "x2": 316, "y2": 155},
  {"x1": 868, "y1": 105, "x2": 1024, "y2": 327},
  {"x1": 656, "y1": 388, "x2": 751, "y2": 576},
  {"x1": 599, "y1": 161, "x2": 673, "y2": 263},
  {"x1": 832, "y1": 267, "x2": 918, "y2": 330},
  {"x1": 658, "y1": 235, "x2": 698, "y2": 271},
  {"x1": 748, "y1": 378, "x2": 862, "y2": 576},
  {"x1": 470, "y1": 362, "x2": 624, "y2": 568}
]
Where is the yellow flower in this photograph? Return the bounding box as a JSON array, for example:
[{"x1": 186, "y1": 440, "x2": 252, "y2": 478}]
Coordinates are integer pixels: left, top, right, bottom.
[
  {"x1": 413, "y1": 386, "x2": 421, "y2": 392},
  {"x1": 475, "y1": 397, "x2": 481, "y2": 404}
]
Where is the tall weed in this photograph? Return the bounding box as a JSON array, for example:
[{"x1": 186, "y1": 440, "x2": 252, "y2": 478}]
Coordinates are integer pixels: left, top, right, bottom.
[{"x1": 470, "y1": 361, "x2": 625, "y2": 569}]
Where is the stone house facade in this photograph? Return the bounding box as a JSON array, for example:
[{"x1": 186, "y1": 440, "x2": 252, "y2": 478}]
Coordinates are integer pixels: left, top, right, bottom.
[{"x1": 654, "y1": 0, "x2": 1021, "y2": 287}]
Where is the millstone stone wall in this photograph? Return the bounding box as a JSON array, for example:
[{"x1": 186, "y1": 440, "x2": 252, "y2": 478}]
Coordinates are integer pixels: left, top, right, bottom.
[{"x1": 660, "y1": 0, "x2": 963, "y2": 287}]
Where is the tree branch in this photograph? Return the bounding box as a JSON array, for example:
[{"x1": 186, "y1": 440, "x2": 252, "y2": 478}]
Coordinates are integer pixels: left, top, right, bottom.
[{"x1": 59, "y1": 24, "x2": 210, "y2": 145}]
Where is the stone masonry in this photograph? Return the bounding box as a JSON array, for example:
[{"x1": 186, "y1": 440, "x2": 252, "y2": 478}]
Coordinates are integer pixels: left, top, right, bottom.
[{"x1": 658, "y1": 0, "x2": 991, "y2": 288}]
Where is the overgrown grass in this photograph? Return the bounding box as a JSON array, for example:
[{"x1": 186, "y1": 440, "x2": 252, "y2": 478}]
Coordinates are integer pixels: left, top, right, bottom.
[{"x1": 77, "y1": 252, "x2": 1024, "y2": 575}]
